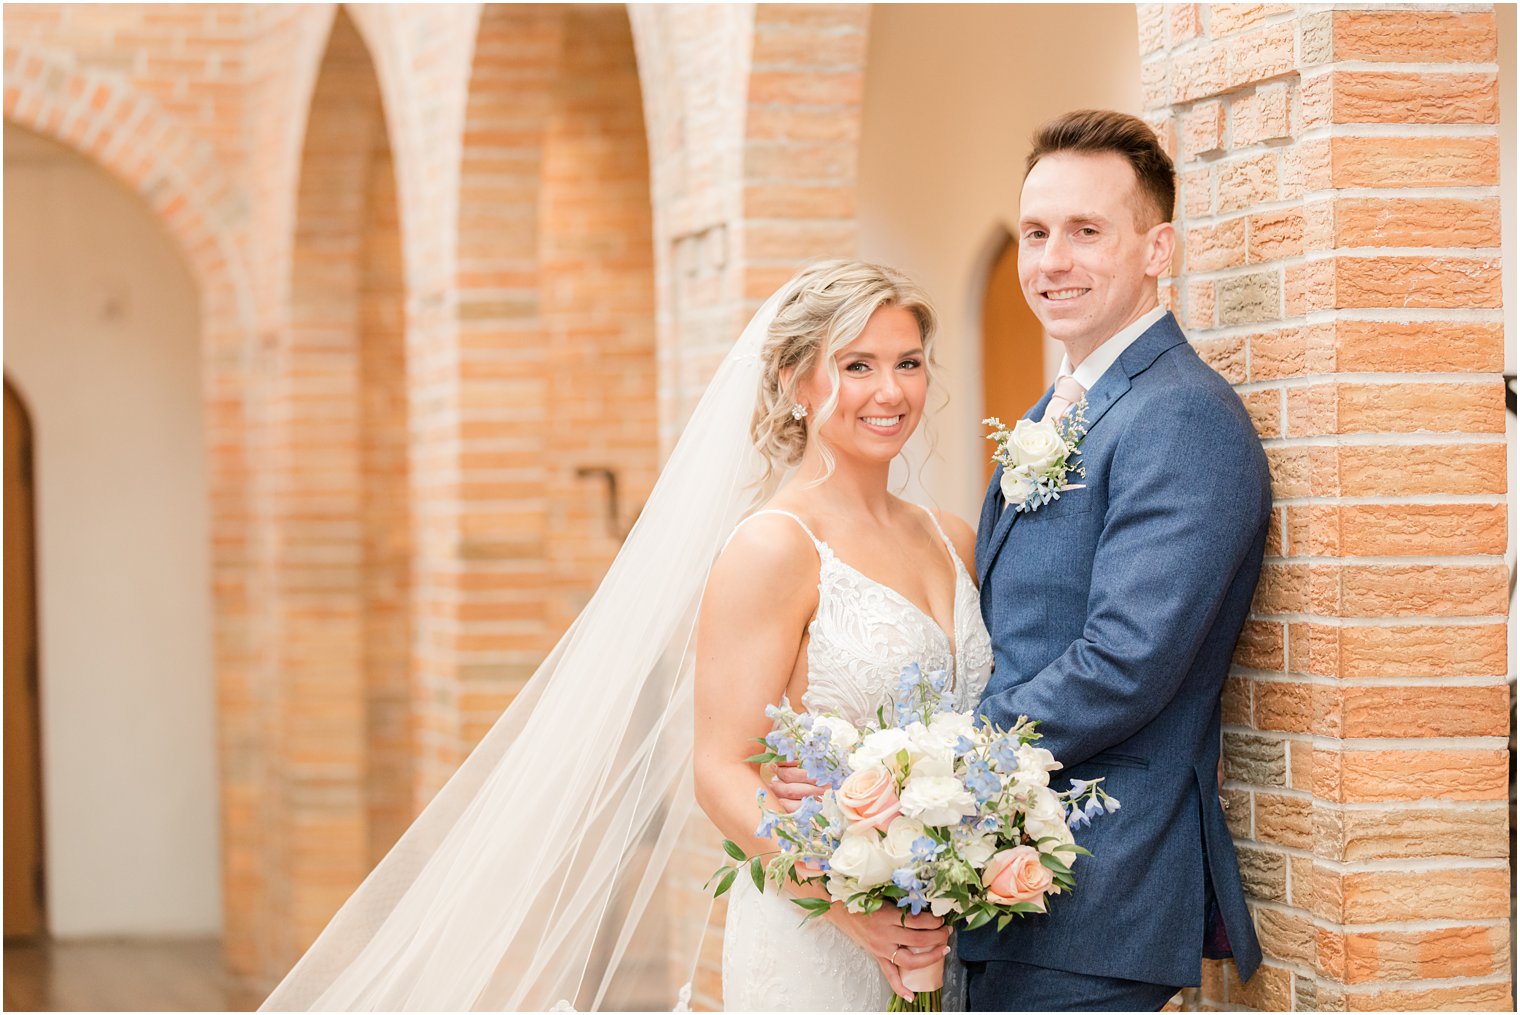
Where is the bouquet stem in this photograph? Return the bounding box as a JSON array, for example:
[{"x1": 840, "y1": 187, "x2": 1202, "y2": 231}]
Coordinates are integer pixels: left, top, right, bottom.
[{"x1": 887, "y1": 989, "x2": 941, "y2": 1012}]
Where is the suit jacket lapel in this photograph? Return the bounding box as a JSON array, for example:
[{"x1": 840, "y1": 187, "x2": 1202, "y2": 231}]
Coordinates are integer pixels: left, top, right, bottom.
[
  {"x1": 977, "y1": 391, "x2": 1051, "y2": 585},
  {"x1": 976, "y1": 312, "x2": 1188, "y2": 587}
]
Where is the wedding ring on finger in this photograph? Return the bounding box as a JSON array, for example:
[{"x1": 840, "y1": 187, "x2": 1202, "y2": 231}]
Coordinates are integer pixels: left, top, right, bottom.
[{"x1": 891, "y1": 945, "x2": 903, "y2": 965}]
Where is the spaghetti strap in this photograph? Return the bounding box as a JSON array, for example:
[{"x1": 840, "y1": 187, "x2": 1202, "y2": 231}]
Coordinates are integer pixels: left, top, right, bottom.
[
  {"x1": 724, "y1": 508, "x2": 825, "y2": 555},
  {"x1": 916, "y1": 504, "x2": 960, "y2": 566}
]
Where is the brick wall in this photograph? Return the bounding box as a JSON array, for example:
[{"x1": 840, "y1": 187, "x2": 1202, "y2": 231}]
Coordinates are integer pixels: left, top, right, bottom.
[
  {"x1": 5, "y1": 3, "x2": 1511, "y2": 1006},
  {"x1": 1140, "y1": 5, "x2": 1512, "y2": 1009}
]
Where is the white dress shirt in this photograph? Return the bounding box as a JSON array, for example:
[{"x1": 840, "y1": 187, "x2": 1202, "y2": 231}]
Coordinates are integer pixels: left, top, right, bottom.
[{"x1": 1054, "y1": 305, "x2": 1169, "y2": 394}]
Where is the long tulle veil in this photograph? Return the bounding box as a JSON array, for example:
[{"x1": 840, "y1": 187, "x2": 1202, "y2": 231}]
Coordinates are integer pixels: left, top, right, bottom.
[{"x1": 261, "y1": 279, "x2": 805, "y2": 1011}]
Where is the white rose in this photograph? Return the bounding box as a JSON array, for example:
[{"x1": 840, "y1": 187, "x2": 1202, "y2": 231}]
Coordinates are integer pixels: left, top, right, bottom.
[
  {"x1": 882, "y1": 816, "x2": 928, "y2": 865},
  {"x1": 957, "y1": 831, "x2": 997, "y2": 868},
  {"x1": 828, "y1": 830, "x2": 897, "y2": 887},
  {"x1": 999, "y1": 465, "x2": 1037, "y2": 505},
  {"x1": 1007, "y1": 418, "x2": 1066, "y2": 471},
  {"x1": 811, "y1": 715, "x2": 861, "y2": 755},
  {"x1": 1022, "y1": 786, "x2": 1075, "y2": 848},
  {"x1": 928, "y1": 710, "x2": 975, "y2": 741},
  {"x1": 930, "y1": 896, "x2": 964, "y2": 918},
  {"x1": 899, "y1": 775, "x2": 978, "y2": 827},
  {"x1": 850, "y1": 727, "x2": 914, "y2": 774},
  {"x1": 906, "y1": 723, "x2": 956, "y2": 779},
  {"x1": 1010, "y1": 744, "x2": 1062, "y2": 792}
]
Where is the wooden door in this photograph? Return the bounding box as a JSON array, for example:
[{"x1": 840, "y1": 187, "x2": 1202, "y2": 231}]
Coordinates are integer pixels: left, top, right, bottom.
[
  {"x1": 980, "y1": 237, "x2": 1048, "y2": 479},
  {"x1": 5, "y1": 379, "x2": 45, "y2": 939}
]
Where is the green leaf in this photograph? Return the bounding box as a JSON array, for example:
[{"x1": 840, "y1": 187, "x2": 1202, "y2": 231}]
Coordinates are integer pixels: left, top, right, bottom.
[
  {"x1": 996, "y1": 914, "x2": 1013, "y2": 932},
  {"x1": 749, "y1": 856, "x2": 766, "y2": 893},
  {"x1": 1009, "y1": 901, "x2": 1044, "y2": 914},
  {"x1": 714, "y1": 869, "x2": 737, "y2": 897},
  {"x1": 791, "y1": 897, "x2": 832, "y2": 915},
  {"x1": 963, "y1": 910, "x2": 993, "y2": 931},
  {"x1": 722, "y1": 839, "x2": 747, "y2": 862},
  {"x1": 745, "y1": 751, "x2": 780, "y2": 764},
  {"x1": 1038, "y1": 853, "x2": 1072, "y2": 876}
]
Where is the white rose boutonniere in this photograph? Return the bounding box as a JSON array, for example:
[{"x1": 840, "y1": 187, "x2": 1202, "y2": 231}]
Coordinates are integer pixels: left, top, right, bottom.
[{"x1": 984, "y1": 400, "x2": 1088, "y2": 513}]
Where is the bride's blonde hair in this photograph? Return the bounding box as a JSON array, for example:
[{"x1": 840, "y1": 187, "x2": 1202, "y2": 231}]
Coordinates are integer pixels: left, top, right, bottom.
[{"x1": 751, "y1": 259, "x2": 937, "y2": 482}]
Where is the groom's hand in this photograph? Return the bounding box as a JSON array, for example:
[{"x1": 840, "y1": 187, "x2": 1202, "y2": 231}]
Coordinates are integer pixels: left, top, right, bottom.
[{"x1": 767, "y1": 760, "x2": 827, "y2": 813}]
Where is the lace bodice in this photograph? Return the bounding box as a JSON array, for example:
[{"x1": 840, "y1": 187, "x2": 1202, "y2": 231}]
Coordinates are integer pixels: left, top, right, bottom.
[
  {"x1": 720, "y1": 505, "x2": 991, "y2": 1011},
  {"x1": 786, "y1": 508, "x2": 993, "y2": 721}
]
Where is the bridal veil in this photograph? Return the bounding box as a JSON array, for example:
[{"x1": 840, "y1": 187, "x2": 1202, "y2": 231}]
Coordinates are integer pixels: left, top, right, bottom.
[{"x1": 261, "y1": 278, "x2": 807, "y2": 1011}]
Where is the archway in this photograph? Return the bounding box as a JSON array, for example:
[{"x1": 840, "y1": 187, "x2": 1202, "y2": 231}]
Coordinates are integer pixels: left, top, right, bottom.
[
  {"x1": 447, "y1": 3, "x2": 658, "y2": 760},
  {"x1": 4, "y1": 378, "x2": 44, "y2": 941},
  {"x1": 275, "y1": 6, "x2": 410, "y2": 957},
  {"x1": 3, "y1": 123, "x2": 217, "y2": 937},
  {"x1": 977, "y1": 227, "x2": 1050, "y2": 477},
  {"x1": 856, "y1": 3, "x2": 1141, "y2": 517}
]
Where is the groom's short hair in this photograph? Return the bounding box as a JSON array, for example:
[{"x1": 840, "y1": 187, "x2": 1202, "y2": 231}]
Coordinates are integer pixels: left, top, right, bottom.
[{"x1": 1025, "y1": 110, "x2": 1176, "y2": 229}]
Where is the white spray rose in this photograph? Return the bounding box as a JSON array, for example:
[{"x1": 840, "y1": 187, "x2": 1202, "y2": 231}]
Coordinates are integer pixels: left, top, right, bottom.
[
  {"x1": 1000, "y1": 465, "x2": 1037, "y2": 506},
  {"x1": 810, "y1": 715, "x2": 861, "y2": 755},
  {"x1": 1022, "y1": 786, "x2": 1075, "y2": 848},
  {"x1": 957, "y1": 831, "x2": 997, "y2": 869},
  {"x1": 929, "y1": 710, "x2": 975, "y2": 741},
  {"x1": 882, "y1": 816, "x2": 928, "y2": 865},
  {"x1": 849, "y1": 727, "x2": 914, "y2": 774},
  {"x1": 1007, "y1": 417, "x2": 1066, "y2": 471},
  {"x1": 906, "y1": 723, "x2": 956, "y2": 779},
  {"x1": 828, "y1": 830, "x2": 897, "y2": 887},
  {"x1": 1010, "y1": 744, "x2": 1062, "y2": 792},
  {"x1": 899, "y1": 775, "x2": 978, "y2": 827}
]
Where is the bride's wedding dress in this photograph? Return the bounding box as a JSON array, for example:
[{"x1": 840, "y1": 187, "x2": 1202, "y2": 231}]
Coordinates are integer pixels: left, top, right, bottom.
[{"x1": 720, "y1": 508, "x2": 992, "y2": 1012}]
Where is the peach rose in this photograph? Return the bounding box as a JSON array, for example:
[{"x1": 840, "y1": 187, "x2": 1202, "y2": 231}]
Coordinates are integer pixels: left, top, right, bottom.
[
  {"x1": 982, "y1": 845, "x2": 1054, "y2": 910},
  {"x1": 835, "y1": 765, "x2": 902, "y2": 831}
]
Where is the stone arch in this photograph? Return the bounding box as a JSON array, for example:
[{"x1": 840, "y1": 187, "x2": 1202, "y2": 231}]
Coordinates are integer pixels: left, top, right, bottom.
[{"x1": 271, "y1": 5, "x2": 411, "y2": 961}]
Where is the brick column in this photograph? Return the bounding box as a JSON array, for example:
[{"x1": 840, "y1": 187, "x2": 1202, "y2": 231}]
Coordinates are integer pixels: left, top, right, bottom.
[{"x1": 1139, "y1": 5, "x2": 1511, "y2": 1010}]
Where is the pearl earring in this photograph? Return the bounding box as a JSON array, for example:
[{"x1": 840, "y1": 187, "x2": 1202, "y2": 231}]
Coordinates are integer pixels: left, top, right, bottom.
[{"x1": 790, "y1": 403, "x2": 808, "y2": 421}]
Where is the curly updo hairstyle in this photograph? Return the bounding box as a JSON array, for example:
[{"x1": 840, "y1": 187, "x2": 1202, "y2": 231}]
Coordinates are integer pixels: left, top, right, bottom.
[{"x1": 751, "y1": 259, "x2": 937, "y2": 482}]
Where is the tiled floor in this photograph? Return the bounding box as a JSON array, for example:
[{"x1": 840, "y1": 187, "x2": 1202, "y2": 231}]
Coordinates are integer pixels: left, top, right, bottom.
[{"x1": 3, "y1": 937, "x2": 263, "y2": 1012}]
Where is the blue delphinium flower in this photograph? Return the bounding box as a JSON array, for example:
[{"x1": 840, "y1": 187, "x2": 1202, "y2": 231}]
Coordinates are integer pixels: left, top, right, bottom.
[
  {"x1": 755, "y1": 809, "x2": 780, "y2": 839},
  {"x1": 978, "y1": 815, "x2": 1000, "y2": 835},
  {"x1": 1083, "y1": 795, "x2": 1105, "y2": 820},
  {"x1": 963, "y1": 759, "x2": 1001, "y2": 804},
  {"x1": 794, "y1": 794, "x2": 824, "y2": 828},
  {"x1": 910, "y1": 836, "x2": 946, "y2": 863},
  {"x1": 892, "y1": 867, "x2": 931, "y2": 915},
  {"x1": 989, "y1": 736, "x2": 1020, "y2": 773},
  {"x1": 953, "y1": 734, "x2": 976, "y2": 758}
]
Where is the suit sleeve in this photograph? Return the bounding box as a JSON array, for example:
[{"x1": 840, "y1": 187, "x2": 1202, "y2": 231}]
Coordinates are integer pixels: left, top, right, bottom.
[{"x1": 977, "y1": 386, "x2": 1271, "y2": 766}]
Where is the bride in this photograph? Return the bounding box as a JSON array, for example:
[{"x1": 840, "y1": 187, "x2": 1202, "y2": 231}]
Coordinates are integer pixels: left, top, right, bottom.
[
  {"x1": 697, "y1": 261, "x2": 990, "y2": 1009},
  {"x1": 262, "y1": 260, "x2": 990, "y2": 1012}
]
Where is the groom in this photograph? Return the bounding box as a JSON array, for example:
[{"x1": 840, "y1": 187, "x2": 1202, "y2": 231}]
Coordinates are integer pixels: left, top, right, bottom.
[{"x1": 961, "y1": 110, "x2": 1269, "y2": 1009}]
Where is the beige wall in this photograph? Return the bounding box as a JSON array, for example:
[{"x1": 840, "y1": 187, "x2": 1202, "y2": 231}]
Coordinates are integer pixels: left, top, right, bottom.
[
  {"x1": 857, "y1": 3, "x2": 1142, "y2": 521},
  {"x1": 3, "y1": 125, "x2": 219, "y2": 936}
]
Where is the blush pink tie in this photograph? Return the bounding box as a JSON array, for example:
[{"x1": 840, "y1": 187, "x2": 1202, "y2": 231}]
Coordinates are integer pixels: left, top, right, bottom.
[{"x1": 1041, "y1": 375, "x2": 1088, "y2": 422}]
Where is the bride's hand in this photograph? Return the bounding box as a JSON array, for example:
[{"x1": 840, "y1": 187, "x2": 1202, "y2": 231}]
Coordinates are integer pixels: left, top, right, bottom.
[
  {"x1": 766, "y1": 759, "x2": 826, "y2": 814},
  {"x1": 828, "y1": 905, "x2": 950, "y2": 1002}
]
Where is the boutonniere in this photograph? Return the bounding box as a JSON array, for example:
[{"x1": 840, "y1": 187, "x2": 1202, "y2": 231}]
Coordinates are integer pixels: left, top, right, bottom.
[{"x1": 983, "y1": 400, "x2": 1089, "y2": 513}]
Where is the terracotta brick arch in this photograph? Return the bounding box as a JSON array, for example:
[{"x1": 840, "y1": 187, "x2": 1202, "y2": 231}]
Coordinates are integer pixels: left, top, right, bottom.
[
  {"x1": 3, "y1": 42, "x2": 253, "y2": 329},
  {"x1": 4, "y1": 37, "x2": 264, "y2": 976}
]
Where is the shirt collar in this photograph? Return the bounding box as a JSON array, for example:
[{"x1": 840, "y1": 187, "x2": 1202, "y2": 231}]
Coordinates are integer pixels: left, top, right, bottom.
[{"x1": 1055, "y1": 305, "x2": 1168, "y2": 392}]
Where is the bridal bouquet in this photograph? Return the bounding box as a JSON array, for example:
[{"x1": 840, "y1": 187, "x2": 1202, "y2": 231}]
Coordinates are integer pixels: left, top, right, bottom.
[{"x1": 710, "y1": 664, "x2": 1119, "y2": 1012}]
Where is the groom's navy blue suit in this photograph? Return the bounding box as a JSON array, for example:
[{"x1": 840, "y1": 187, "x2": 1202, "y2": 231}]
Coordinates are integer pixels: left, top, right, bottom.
[{"x1": 959, "y1": 312, "x2": 1268, "y2": 1008}]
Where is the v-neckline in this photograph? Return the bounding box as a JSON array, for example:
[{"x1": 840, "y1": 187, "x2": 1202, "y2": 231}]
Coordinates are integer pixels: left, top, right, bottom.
[{"x1": 819, "y1": 546, "x2": 962, "y2": 662}]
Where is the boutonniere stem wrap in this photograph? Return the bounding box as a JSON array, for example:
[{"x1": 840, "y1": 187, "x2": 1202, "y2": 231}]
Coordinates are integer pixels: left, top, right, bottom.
[{"x1": 984, "y1": 400, "x2": 1089, "y2": 513}]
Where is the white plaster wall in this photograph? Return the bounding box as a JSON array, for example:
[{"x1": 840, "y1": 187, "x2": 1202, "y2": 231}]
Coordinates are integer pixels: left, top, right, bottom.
[
  {"x1": 3, "y1": 125, "x2": 221, "y2": 936},
  {"x1": 857, "y1": 3, "x2": 1142, "y2": 520}
]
